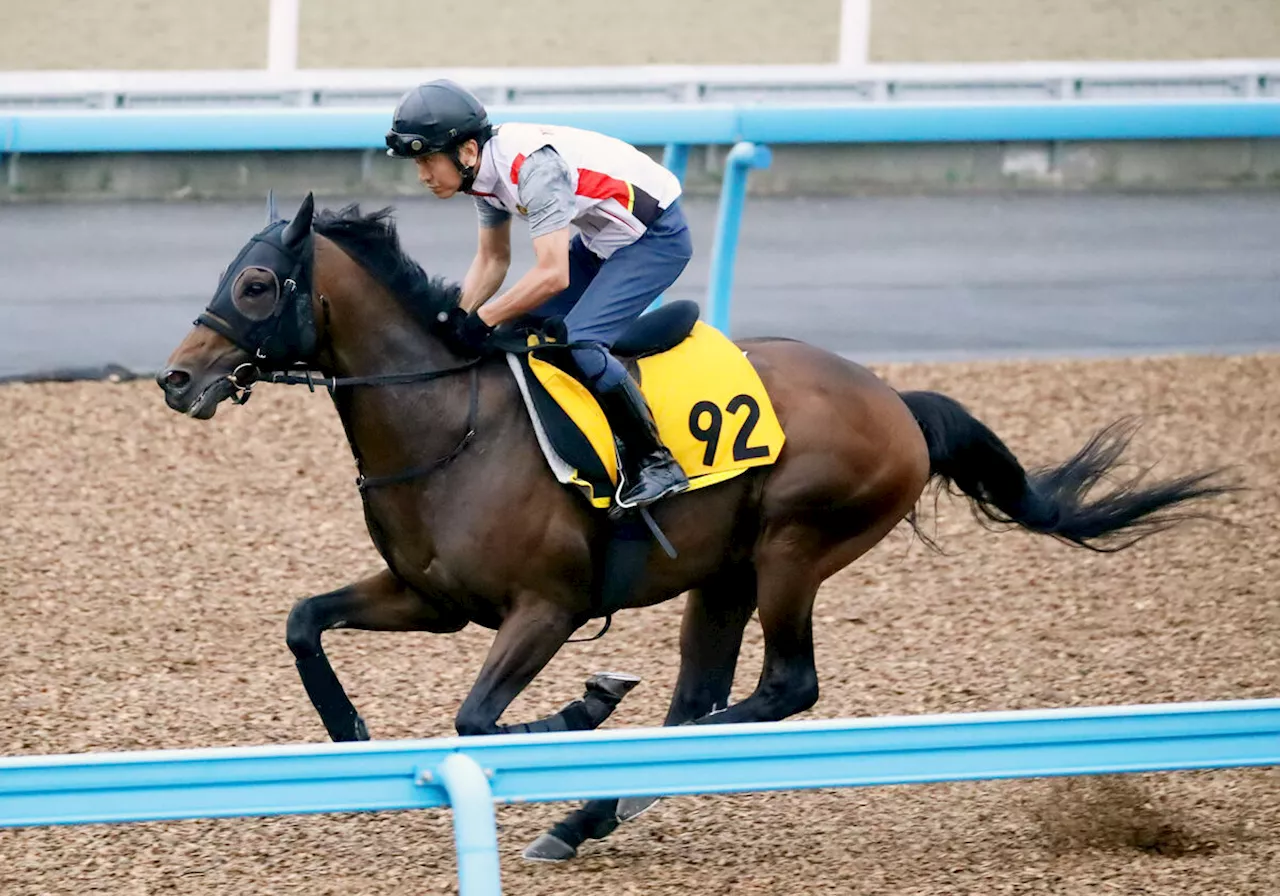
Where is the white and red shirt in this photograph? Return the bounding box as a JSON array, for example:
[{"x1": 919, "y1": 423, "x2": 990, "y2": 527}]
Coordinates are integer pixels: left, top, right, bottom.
[{"x1": 468, "y1": 122, "x2": 682, "y2": 259}]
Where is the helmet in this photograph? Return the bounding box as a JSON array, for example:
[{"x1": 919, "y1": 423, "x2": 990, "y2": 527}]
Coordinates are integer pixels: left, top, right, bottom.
[{"x1": 385, "y1": 79, "x2": 491, "y2": 158}]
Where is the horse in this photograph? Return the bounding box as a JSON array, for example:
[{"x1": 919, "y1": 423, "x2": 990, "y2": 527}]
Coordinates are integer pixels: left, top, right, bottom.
[{"x1": 157, "y1": 193, "x2": 1233, "y2": 860}]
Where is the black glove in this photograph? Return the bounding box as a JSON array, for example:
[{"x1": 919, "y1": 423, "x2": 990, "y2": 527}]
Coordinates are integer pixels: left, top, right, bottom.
[{"x1": 451, "y1": 310, "x2": 496, "y2": 355}]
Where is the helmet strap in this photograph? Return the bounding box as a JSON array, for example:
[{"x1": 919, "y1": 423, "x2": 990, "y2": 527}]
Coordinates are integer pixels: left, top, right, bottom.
[
  {"x1": 451, "y1": 142, "x2": 481, "y2": 193},
  {"x1": 453, "y1": 156, "x2": 477, "y2": 192}
]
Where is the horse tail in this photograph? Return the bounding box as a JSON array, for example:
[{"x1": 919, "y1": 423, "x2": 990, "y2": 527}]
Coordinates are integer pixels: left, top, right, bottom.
[{"x1": 899, "y1": 390, "x2": 1236, "y2": 552}]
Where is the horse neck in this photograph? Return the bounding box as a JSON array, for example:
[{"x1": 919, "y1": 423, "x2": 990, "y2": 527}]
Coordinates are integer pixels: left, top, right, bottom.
[
  {"x1": 312, "y1": 237, "x2": 475, "y2": 478},
  {"x1": 312, "y1": 237, "x2": 458, "y2": 378}
]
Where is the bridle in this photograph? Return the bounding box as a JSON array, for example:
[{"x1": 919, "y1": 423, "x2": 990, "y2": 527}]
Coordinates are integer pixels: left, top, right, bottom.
[
  {"x1": 198, "y1": 209, "x2": 606, "y2": 508},
  {"x1": 199, "y1": 216, "x2": 485, "y2": 492},
  {"x1": 229, "y1": 358, "x2": 484, "y2": 493},
  {"x1": 191, "y1": 198, "x2": 626, "y2": 640}
]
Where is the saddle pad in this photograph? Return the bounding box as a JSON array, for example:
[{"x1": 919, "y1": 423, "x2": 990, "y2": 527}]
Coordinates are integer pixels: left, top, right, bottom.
[{"x1": 508, "y1": 321, "x2": 785, "y2": 509}]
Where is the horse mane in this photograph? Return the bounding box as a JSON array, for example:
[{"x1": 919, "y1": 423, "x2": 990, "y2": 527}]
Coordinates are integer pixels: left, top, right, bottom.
[{"x1": 312, "y1": 204, "x2": 462, "y2": 334}]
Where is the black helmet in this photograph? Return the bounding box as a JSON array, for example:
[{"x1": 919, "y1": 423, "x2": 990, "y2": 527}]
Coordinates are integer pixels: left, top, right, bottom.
[{"x1": 385, "y1": 79, "x2": 491, "y2": 158}]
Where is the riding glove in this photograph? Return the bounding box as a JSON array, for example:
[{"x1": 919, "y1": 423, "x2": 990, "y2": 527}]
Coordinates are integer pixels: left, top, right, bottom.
[{"x1": 452, "y1": 311, "x2": 495, "y2": 355}]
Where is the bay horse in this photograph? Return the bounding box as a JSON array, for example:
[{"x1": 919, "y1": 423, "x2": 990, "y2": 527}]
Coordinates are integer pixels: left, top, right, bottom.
[{"x1": 157, "y1": 194, "x2": 1232, "y2": 860}]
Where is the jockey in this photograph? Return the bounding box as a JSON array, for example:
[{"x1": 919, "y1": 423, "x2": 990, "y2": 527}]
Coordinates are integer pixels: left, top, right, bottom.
[{"x1": 385, "y1": 79, "x2": 691, "y2": 512}]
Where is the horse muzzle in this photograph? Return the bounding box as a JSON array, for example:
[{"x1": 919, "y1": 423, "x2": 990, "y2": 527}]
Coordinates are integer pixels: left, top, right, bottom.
[{"x1": 157, "y1": 363, "x2": 255, "y2": 419}]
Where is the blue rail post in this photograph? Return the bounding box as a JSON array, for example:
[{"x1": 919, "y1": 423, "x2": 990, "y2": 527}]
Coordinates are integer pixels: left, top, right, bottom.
[
  {"x1": 435, "y1": 753, "x2": 501, "y2": 896},
  {"x1": 646, "y1": 142, "x2": 691, "y2": 311},
  {"x1": 661, "y1": 142, "x2": 689, "y2": 184},
  {"x1": 706, "y1": 141, "x2": 771, "y2": 334}
]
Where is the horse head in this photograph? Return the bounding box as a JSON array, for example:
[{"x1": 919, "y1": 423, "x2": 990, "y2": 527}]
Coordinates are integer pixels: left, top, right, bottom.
[{"x1": 157, "y1": 192, "x2": 322, "y2": 418}]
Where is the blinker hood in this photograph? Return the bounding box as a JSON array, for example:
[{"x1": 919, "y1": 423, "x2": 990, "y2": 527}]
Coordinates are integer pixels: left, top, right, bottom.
[{"x1": 197, "y1": 194, "x2": 319, "y2": 367}]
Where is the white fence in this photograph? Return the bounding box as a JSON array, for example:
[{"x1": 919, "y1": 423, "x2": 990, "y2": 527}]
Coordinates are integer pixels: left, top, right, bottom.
[{"x1": 1, "y1": 60, "x2": 1278, "y2": 111}]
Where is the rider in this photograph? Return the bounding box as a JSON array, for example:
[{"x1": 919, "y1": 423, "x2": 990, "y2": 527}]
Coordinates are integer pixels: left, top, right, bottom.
[{"x1": 385, "y1": 79, "x2": 691, "y2": 511}]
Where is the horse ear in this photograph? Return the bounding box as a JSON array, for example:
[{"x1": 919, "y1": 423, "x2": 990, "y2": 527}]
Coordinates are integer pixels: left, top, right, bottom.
[
  {"x1": 282, "y1": 192, "x2": 315, "y2": 246},
  {"x1": 266, "y1": 189, "x2": 280, "y2": 224}
]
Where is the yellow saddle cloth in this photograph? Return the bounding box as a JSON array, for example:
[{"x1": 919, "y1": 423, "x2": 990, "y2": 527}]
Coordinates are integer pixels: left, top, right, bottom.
[{"x1": 507, "y1": 321, "x2": 786, "y2": 510}]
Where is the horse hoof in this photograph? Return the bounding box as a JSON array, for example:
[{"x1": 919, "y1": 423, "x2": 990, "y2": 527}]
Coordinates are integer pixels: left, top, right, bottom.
[
  {"x1": 522, "y1": 833, "x2": 578, "y2": 862},
  {"x1": 585, "y1": 671, "x2": 641, "y2": 702},
  {"x1": 354, "y1": 716, "x2": 370, "y2": 741},
  {"x1": 616, "y1": 795, "x2": 660, "y2": 822}
]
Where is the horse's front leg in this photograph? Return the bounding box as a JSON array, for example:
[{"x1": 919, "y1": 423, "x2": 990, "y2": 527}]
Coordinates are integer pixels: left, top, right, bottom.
[
  {"x1": 525, "y1": 568, "x2": 758, "y2": 861},
  {"x1": 454, "y1": 596, "x2": 639, "y2": 737},
  {"x1": 286, "y1": 568, "x2": 467, "y2": 742}
]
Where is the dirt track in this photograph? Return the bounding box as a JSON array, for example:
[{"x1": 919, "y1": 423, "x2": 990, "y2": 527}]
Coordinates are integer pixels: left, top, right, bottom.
[{"x1": 1, "y1": 353, "x2": 1277, "y2": 895}]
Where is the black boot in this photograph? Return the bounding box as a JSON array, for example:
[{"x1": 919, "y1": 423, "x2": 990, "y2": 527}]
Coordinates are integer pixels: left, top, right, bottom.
[{"x1": 594, "y1": 374, "x2": 689, "y2": 511}]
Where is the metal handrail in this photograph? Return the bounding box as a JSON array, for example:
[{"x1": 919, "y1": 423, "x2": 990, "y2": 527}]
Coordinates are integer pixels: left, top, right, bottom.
[
  {"x1": 1, "y1": 59, "x2": 1277, "y2": 110},
  {"x1": 1, "y1": 699, "x2": 1277, "y2": 895}
]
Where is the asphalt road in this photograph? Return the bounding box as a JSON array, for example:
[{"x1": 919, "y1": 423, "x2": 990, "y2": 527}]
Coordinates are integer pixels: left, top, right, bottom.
[{"x1": 1, "y1": 192, "x2": 1277, "y2": 378}]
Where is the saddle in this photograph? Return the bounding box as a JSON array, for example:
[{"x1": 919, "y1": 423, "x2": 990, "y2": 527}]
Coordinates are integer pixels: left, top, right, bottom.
[
  {"x1": 506, "y1": 300, "x2": 786, "y2": 512},
  {"x1": 611, "y1": 299, "x2": 701, "y2": 357}
]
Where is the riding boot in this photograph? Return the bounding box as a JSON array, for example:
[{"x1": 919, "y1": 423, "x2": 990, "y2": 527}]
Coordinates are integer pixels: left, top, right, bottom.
[{"x1": 593, "y1": 373, "x2": 690, "y2": 510}]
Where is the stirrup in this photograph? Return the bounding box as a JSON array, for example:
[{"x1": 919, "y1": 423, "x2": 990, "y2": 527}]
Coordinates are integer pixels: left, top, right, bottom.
[
  {"x1": 609, "y1": 479, "x2": 679, "y2": 559},
  {"x1": 610, "y1": 467, "x2": 688, "y2": 523},
  {"x1": 611, "y1": 474, "x2": 688, "y2": 514}
]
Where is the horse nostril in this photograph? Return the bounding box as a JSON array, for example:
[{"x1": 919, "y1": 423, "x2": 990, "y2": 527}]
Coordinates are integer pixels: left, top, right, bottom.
[{"x1": 159, "y1": 368, "x2": 191, "y2": 392}]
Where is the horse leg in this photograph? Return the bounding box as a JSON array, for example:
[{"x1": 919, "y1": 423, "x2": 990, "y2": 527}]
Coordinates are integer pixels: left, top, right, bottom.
[
  {"x1": 286, "y1": 568, "x2": 467, "y2": 742},
  {"x1": 526, "y1": 569, "x2": 759, "y2": 861},
  {"x1": 676, "y1": 517, "x2": 906, "y2": 732},
  {"x1": 454, "y1": 596, "x2": 640, "y2": 737}
]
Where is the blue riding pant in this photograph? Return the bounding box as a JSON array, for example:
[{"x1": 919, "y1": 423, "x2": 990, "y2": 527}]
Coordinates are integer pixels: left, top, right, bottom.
[{"x1": 532, "y1": 200, "x2": 692, "y2": 390}]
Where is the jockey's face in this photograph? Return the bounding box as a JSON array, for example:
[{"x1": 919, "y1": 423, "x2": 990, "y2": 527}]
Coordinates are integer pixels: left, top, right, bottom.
[{"x1": 414, "y1": 139, "x2": 480, "y2": 199}]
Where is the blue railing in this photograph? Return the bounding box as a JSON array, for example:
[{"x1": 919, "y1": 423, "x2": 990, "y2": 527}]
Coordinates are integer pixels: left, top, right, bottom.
[
  {"x1": 2, "y1": 699, "x2": 1278, "y2": 895},
  {"x1": 5, "y1": 100, "x2": 1280, "y2": 153},
  {"x1": 5, "y1": 99, "x2": 1280, "y2": 332},
  {"x1": 4, "y1": 98, "x2": 1280, "y2": 334}
]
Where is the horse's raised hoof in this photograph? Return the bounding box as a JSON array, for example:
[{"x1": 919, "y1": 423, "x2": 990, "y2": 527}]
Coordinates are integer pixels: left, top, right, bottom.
[
  {"x1": 354, "y1": 715, "x2": 370, "y2": 741},
  {"x1": 585, "y1": 671, "x2": 641, "y2": 702},
  {"x1": 616, "y1": 795, "x2": 660, "y2": 822},
  {"x1": 522, "y1": 832, "x2": 578, "y2": 862}
]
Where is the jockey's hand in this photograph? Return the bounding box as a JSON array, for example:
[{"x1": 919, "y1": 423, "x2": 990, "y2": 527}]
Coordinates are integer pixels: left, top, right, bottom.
[{"x1": 453, "y1": 311, "x2": 496, "y2": 355}]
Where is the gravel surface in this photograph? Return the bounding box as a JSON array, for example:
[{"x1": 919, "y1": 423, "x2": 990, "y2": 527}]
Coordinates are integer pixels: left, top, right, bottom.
[{"x1": 1, "y1": 353, "x2": 1277, "y2": 895}]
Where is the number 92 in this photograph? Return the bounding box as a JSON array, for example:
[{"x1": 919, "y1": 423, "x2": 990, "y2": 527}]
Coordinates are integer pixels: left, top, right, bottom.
[{"x1": 688, "y1": 394, "x2": 770, "y2": 467}]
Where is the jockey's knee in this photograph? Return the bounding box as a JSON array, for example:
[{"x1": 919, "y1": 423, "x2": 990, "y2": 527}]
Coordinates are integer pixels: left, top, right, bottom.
[
  {"x1": 573, "y1": 345, "x2": 627, "y2": 389},
  {"x1": 571, "y1": 344, "x2": 626, "y2": 389}
]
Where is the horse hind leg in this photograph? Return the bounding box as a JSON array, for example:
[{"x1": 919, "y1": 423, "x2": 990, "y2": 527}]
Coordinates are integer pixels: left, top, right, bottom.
[
  {"x1": 691, "y1": 549, "x2": 823, "y2": 725},
  {"x1": 681, "y1": 486, "x2": 919, "y2": 724},
  {"x1": 615, "y1": 518, "x2": 892, "y2": 760},
  {"x1": 594, "y1": 557, "x2": 823, "y2": 827},
  {"x1": 526, "y1": 567, "x2": 759, "y2": 861}
]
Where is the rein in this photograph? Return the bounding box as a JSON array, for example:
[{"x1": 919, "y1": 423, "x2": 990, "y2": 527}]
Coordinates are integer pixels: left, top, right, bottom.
[
  {"x1": 354, "y1": 365, "x2": 481, "y2": 492},
  {"x1": 264, "y1": 358, "x2": 483, "y2": 393},
  {"x1": 216, "y1": 297, "x2": 594, "y2": 494},
  {"x1": 224, "y1": 356, "x2": 484, "y2": 492}
]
